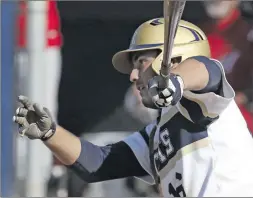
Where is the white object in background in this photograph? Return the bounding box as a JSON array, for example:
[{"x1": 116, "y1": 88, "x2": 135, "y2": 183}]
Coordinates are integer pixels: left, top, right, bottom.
[
  {"x1": 17, "y1": 0, "x2": 62, "y2": 196},
  {"x1": 44, "y1": 47, "x2": 61, "y2": 123},
  {"x1": 26, "y1": 1, "x2": 48, "y2": 196}
]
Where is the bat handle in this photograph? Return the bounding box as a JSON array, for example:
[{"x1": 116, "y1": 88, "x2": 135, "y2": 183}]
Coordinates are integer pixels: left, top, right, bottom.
[
  {"x1": 159, "y1": 61, "x2": 171, "y2": 88},
  {"x1": 160, "y1": 64, "x2": 170, "y2": 77}
]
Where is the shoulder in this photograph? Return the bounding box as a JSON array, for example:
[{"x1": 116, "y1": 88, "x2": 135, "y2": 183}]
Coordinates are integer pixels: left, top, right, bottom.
[
  {"x1": 176, "y1": 58, "x2": 235, "y2": 125},
  {"x1": 123, "y1": 120, "x2": 157, "y2": 148},
  {"x1": 191, "y1": 56, "x2": 221, "y2": 70},
  {"x1": 122, "y1": 121, "x2": 158, "y2": 184},
  {"x1": 200, "y1": 58, "x2": 235, "y2": 100}
]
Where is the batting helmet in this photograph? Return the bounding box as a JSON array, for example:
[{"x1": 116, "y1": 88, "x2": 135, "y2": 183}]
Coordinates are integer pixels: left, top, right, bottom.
[{"x1": 112, "y1": 18, "x2": 210, "y2": 75}]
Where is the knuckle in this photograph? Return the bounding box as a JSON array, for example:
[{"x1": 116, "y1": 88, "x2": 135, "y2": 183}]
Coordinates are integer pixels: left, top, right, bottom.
[
  {"x1": 152, "y1": 95, "x2": 159, "y2": 102},
  {"x1": 157, "y1": 99, "x2": 164, "y2": 105},
  {"x1": 19, "y1": 127, "x2": 27, "y2": 137},
  {"x1": 162, "y1": 89, "x2": 171, "y2": 97},
  {"x1": 16, "y1": 107, "x2": 28, "y2": 115},
  {"x1": 16, "y1": 107, "x2": 20, "y2": 115},
  {"x1": 13, "y1": 116, "x2": 17, "y2": 123},
  {"x1": 16, "y1": 117, "x2": 23, "y2": 124},
  {"x1": 16, "y1": 117, "x2": 21, "y2": 123}
]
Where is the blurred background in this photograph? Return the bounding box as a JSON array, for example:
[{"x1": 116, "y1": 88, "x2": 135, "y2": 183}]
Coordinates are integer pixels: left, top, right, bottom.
[{"x1": 1, "y1": 0, "x2": 253, "y2": 197}]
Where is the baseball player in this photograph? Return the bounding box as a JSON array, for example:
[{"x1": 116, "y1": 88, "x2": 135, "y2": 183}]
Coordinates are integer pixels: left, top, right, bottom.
[{"x1": 13, "y1": 18, "x2": 253, "y2": 197}]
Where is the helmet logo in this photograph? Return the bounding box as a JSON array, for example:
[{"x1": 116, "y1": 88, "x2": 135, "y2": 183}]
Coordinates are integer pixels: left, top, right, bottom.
[
  {"x1": 150, "y1": 18, "x2": 163, "y2": 26},
  {"x1": 130, "y1": 30, "x2": 138, "y2": 47}
]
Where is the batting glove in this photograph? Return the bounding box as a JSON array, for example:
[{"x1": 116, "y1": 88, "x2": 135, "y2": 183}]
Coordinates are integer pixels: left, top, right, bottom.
[
  {"x1": 13, "y1": 95, "x2": 56, "y2": 141},
  {"x1": 148, "y1": 73, "x2": 184, "y2": 108}
]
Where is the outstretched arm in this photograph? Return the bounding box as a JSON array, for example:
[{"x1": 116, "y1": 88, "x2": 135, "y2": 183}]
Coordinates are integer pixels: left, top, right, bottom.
[
  {"x1": 44, "y1": 126, "x2": 147, "y2": 182},
  {"x1": 13, "y1": 96, "x2": 147, "y2": 183},
  {"x1": 43, "y1": 126, "x2": 81, "y2": 165}
]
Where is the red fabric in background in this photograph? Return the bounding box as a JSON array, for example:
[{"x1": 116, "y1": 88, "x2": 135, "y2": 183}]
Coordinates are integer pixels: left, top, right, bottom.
[
  {"x1": 17, "y1": 0, "x2": 62, "y2": 48},
  {"x1": 206, "y1": 9, "x2": 253, "y2": 134},
  {"x1": 207, "y1": 10, "x2": 240, "y2": 59},
  {"x1": 47, "y1": 0, "x2": 62, "y2": 47},
  {"x1": 207, "y1": 33, "x2": 232, "y2": 59},
  {"x1": 17, "y1": 1, "x2": 26, "y2": 48}
]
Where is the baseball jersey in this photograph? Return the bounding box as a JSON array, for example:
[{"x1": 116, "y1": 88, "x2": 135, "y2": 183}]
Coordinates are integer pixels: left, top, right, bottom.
[{"x1": 123, "y1": 59, "x2": 253, "y2": 197}]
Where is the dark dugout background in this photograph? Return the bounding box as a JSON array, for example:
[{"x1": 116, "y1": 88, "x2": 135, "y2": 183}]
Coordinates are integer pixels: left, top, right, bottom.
[{"x1": 56, "y1": 1, "x2": 208, "y2": 136}]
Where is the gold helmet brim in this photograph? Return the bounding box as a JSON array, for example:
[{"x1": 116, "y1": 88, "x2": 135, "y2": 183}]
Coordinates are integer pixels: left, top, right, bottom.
[
  {"x1": 112, "y1": 18, "x2": 210, "y2": 75},
  {"x1": 112, "y1": 43, "x2": 163, "y2": 74}
]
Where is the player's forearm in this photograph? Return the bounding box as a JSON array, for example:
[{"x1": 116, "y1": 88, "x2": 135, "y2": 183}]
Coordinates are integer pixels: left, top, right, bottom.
[
  {"x1": 171, "y1": 58, "x2": 209, "y2": 91},
  {"x1": 44, "y1": 126, "x2": 81, "y2": 165},
  {"x1": 43, "y1": 126, "x2": 147, "y2": 183}
]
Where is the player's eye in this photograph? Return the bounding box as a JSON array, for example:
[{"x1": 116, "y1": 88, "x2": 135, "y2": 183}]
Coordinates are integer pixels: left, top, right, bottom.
[
  {"x1": 131, "y1": 52, "x2": 143, "y2": 62},
  {"x1": 132, "y1": 54, "x2": 139, "y2": 62},
  {"x1": 171, "y1": 56, "x2": 182, "y2": 64}
]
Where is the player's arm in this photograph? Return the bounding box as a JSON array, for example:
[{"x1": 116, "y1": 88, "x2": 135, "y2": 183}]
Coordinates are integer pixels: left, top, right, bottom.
[
  {"x1": 43, "y1": 126, "x2": 81, "y2": 165},
  {"x1": 165, "y1": 56, "x2": 234, "y2": 124},
  {"x1": 171, "y1": 56, "x2": 222, "y2": 93},
  {"x1": 13, "y1": 96, "x2": 149, "y2": 183},
  {"x1": 44, "y1": 126, "x2": 147, "y2": 182},
  {"x1": 149, "y1": 56, "x2": 223, "y2": 108}
]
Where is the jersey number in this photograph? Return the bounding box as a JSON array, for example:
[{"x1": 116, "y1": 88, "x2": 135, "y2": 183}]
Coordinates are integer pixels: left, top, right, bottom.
[
  {"x1": 168, "y1": 172, "x2": 186, "y2": 197},
  {"x1": 155, "y1": 128, "x2": 174, "y2": 163}
]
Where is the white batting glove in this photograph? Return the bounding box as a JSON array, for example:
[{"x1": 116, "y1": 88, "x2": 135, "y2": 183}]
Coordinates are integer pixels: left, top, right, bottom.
[
  {"x1": 13, "y1": 95, "x2": 56, "y2": 141},
  {"x1": 148, "y1": 73, "x2": 184, "y2": 108}
]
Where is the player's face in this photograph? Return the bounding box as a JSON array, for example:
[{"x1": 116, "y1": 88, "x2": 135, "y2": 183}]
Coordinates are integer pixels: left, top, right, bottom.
[{"x1": 129, "y1": 50, "x2": 159, "y2": 109}]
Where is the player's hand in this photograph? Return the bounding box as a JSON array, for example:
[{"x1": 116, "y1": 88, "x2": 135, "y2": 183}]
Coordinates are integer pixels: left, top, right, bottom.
[
  {"x1": 148, "y1": 73, "x2": 184, "y2": 108},
  {"x1": 13, "y1": 95, "x2": 56, "y2": 141}
]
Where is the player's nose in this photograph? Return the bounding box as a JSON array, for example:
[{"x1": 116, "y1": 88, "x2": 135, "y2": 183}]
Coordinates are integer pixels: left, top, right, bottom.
[{"x1": 130, "y1": 68, "x2": 139, "y2": 82}]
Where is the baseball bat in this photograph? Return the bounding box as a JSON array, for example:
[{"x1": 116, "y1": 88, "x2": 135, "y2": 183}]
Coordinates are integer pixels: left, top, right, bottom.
[
  {"x1": 160, "y1": 0, "x2": 186, "y2": 78},
  {"x1": 148, "y1": 0, "x2": 186, "y2": 190}
]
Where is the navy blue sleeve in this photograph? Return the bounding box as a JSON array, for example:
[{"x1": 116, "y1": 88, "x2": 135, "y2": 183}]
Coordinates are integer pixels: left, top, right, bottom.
[
  {"x1": 190, "y1": 56, "x2": 222, "y2": 94},
  {"x1": 67, "y1": 139, "x2": 147, "y2": 183}
]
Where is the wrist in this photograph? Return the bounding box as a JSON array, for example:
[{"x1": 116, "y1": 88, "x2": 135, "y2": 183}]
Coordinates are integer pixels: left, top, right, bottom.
[
  {"x1": 175, "y1": 74, "x2": 185, "y2": 94},
  {"x1": 41, "y1": 122, "x2": 56, "y2": 142}
]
